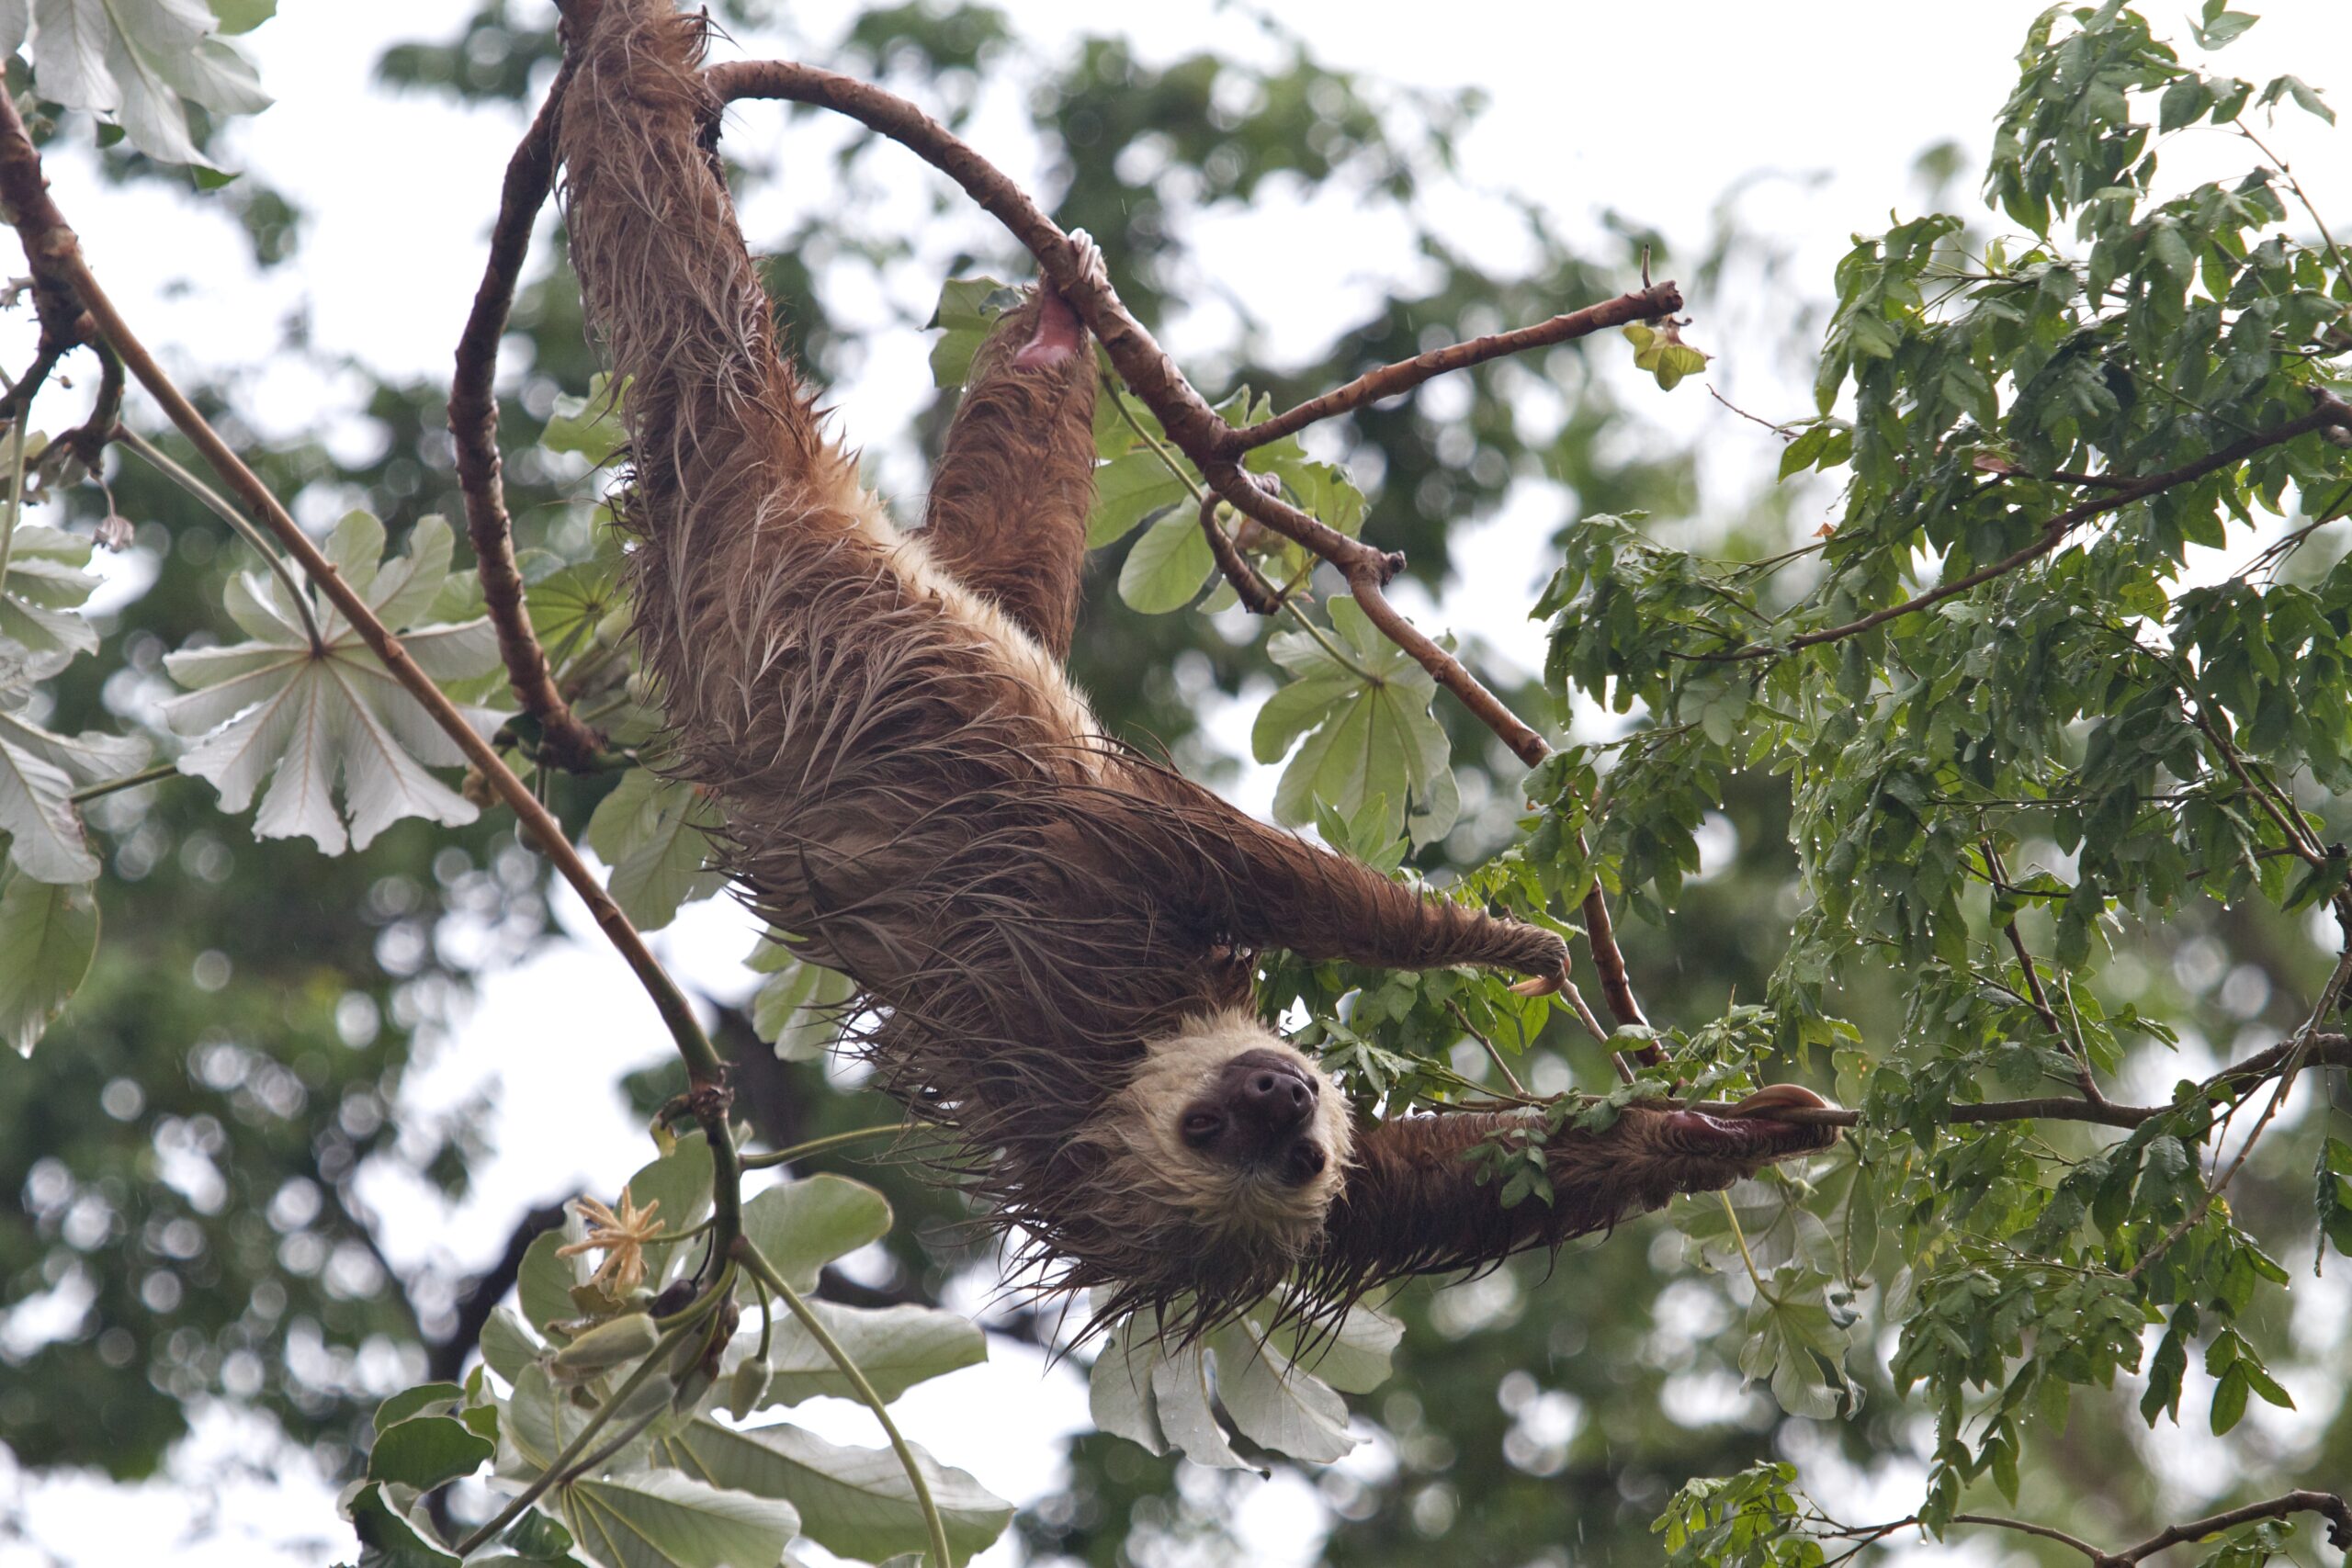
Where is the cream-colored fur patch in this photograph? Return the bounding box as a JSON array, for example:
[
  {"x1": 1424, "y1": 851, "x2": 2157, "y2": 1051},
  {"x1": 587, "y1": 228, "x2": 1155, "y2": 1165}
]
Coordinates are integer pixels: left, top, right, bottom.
[
  {"x1": 836, "y1": 481, "x2": 1103, "y2": 759},
  {"x1": 1102, "y1": 1010, "x2": 1355, "y2": 1244}
]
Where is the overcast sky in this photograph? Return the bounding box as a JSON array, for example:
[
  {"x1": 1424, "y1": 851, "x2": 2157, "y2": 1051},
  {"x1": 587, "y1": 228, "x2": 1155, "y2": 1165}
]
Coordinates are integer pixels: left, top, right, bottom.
[{"x1": 5, "y1": 3, "x2": 2352, "y2": 1565}]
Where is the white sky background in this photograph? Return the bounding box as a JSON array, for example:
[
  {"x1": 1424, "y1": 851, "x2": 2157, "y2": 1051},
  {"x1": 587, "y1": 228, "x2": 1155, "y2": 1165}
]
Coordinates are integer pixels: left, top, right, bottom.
[{"x1": 5, "y1": 3, "x2": 2352, "y2": 1565}]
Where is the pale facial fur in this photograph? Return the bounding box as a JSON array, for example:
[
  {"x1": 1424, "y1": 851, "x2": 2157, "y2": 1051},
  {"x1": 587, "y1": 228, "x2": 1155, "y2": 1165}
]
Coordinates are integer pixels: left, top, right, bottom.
[{"x1": 1084, "y1": 1011, "x2": 1355, "y2": 1256}]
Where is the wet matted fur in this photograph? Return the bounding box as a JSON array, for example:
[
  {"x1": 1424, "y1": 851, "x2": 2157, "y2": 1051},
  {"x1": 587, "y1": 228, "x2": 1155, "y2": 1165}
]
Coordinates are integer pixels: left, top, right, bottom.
[{"x1": 551, "y1": 0, "x2": 1837, "y2": 1335}]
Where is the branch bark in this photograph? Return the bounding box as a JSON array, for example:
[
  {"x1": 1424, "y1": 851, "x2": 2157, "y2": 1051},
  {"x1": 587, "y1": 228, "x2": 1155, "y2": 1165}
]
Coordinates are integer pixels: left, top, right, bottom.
[{"x1": 449, "y1": 62, "x2": 607, "y2": 773}]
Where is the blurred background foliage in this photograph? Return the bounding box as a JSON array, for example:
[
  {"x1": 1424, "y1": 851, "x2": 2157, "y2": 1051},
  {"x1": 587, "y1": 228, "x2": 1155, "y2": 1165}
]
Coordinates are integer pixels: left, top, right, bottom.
[{"x1": 0, "y1": 3, "x2": 2344, "y2": 1565}]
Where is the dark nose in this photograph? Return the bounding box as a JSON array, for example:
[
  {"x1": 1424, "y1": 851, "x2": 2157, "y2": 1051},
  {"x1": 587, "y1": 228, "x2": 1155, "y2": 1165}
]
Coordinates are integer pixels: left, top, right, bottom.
[{"x1": 1235, "y1": 1064, "x2": 1316, "y2": 1134}]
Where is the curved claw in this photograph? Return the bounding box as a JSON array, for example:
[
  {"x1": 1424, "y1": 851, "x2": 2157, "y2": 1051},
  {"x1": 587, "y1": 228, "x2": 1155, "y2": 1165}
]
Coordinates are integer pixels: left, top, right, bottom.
[{"x1": 1509, "y1": 971, "x2": 1565, "y2": 998}]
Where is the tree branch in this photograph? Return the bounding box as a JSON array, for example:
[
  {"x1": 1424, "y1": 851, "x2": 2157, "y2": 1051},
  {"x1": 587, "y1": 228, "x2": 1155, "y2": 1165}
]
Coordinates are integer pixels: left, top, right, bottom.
[
  {"x1": 707, "y1": 58, "x2": 1663, "y2": 1038},
  {"x1": 1685, "y1": 1032, "x2": 2351, "y2": 1131},
  {"x1": 0, "y1": 88, "x2": 722, "y2": 1089},
  {"x1": 449, "y1": 62, "x2": 607, "y2": 773},
  {"x1": 1234, "y1": 282, "x2": 1683, "y2": 452},
  {"x1": 2109, "y1": 1489, "x2": 2352, "y2": 1562}
]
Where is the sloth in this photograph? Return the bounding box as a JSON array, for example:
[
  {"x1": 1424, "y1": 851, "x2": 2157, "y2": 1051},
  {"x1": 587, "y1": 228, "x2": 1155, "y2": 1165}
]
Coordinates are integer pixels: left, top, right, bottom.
[{"x1": 552, "y1": 0, "x2": 1838, "y2": 1333}]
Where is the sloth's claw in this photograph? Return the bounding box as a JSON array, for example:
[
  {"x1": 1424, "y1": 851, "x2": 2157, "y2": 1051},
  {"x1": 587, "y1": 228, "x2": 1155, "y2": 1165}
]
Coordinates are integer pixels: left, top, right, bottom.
[{"x1": 1509, "y1": 970, "x2": 1566, "y2": 998}]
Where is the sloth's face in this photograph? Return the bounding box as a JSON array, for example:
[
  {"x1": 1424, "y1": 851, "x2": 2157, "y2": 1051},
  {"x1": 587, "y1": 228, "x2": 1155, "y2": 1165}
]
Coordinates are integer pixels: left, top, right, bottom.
[{"x1": 1176, "y1": 1046, "x2": 1333, "y2": 1188}]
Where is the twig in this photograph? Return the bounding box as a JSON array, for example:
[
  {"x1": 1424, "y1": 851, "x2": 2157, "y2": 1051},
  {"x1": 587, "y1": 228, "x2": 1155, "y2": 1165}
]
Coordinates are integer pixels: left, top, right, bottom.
[
  {"x1": 1981, "y1": 839, "x2": 2104, "y2": 1103},
  {"x1": 1682, "y1": 1032, "x2": 2352, "y2": 1132},
  {"x1": 1198, "y1": 488, "x2": 1287, "y2": 615},
  {"x1": 1235, "y1": 281, "x2": 1684, "y2": 452},
  {"x1": 707, "y1": 58, "x2": 1661, "y2": 1037},
  {"x1": 1950, "y1": 1512, "x2": 2109, "y2": 1562},
  {"x1": 1444, "y1": 998, "x2": 1527, "y2": 1096},
  {"x1": 734, "y1": 1235, "x2": 953, "y2": 1568},
  {"x1": 1701, "y1": 399, "x2": 2352, "y2": 662},
  {"x1": 740, "y1": 1122, "x2": 910, "y2": 1171},
  {"x1": 449, "y1": 62, "x2": 605, "y2": 773},
  {"x1": 67, "y1": 760, "x2": 177, "y2": 805},
  {"x1": 115, "y1": 424, "x2": 326, "y2": 651},
  {"x1": 2107, "y1": 1489, "x2": 2352, "y2": 1562},
  {"x1": 0, "y1": 87, "x2": 723, "y2": 1089}
]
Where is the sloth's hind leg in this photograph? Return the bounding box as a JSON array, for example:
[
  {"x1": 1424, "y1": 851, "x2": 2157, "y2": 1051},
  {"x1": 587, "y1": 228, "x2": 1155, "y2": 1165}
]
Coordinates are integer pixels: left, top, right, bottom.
[{"x1": 920, "y1": 287, "x2": 1100, "y2": 660}]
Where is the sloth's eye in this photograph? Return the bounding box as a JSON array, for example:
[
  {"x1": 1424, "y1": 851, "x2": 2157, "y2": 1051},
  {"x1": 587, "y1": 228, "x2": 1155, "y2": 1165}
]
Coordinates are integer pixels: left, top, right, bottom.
[{"x1": 1180, "y1": 1109, "x2": 1224, "y2": 1147}]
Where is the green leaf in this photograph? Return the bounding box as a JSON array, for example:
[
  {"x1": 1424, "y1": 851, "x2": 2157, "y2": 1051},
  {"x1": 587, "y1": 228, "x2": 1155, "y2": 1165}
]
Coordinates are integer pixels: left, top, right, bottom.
[
  {"x1": 0, "y1": 703, "x2": 146, "y2": 883},
  {"x1": 2210, "y1": 1363, "x2": 2250, "y2": 1434},
  {"x1": 1087, "y1": 1316, "x2": 1168, "y2": 1455},
  {"x1": 541, "y1": 375, "x2": 627, "y2": 467},
  {"x1": 0, "y1": 872, "x2": 96, "y2": 1056},
  {"x1": 208, "y1": 0, "x2": 276, "y2": 33},
  {"x1": 481, "y1": 1307, "x2": 541, "y2": 1386},
  {"x1": 0, "y1": 524, "x2": 102, "y2": 679},
  {"x1": 1085, "y1": 451, "x2": 1190, "y2": 549},
  {"x1": 344, "y1": 1482, "x2": 457, "y2": 1568},
  {"x1": 373, "y1": 1383, "x2": 465, "y2": 1431},
  {"x1": 518, "y1": 1232, "x2": 581, "y2": 1337},
  {"x1": 1115, "y1": 506, "x2": 1216, "y2": 614},
  {"x1": 26, "y1": 0, "x2": 269, "y2": 169},
  {"x1": 1205, "y1": 1325, "x2": 1355, "y2": 1462},
  {"x1": 1260, "y1": 597, "x2": 1458, "y2": 847},
  {"x1": 366, "y1": 1415, "x2": 493, "y2": 1491},
  {"x1": 660, "y1": 1417, "x2": 1011, "y2": 1566},
  {"x1": 161, "y1": 514, "x2": 502, "y2": 854},
  {"x1": 730, "y1": 1300, "x2": 985, "y2": 1408},
  {"x1": 925, "y1": 276, "x2": 1023, "y2": 389},
  {"x1": 557, "y1": 1470, "x2": 797, "y2": 1568},
  {"x1": 745, "y1": 932, "x2": 856, "y2": 1061},
  {"x1": 737, "y1": 1173, "x2": 892, "y2": 1294},
  {"x1": 583, "y1": 769, "x2": 725, "y2": 931}
]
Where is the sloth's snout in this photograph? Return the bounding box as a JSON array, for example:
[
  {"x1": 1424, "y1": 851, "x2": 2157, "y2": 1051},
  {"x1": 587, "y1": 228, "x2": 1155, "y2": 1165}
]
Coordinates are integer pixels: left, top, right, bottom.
[{"x1": 1225, "y1": 1047, "x2": 1318, "y2": 1140}]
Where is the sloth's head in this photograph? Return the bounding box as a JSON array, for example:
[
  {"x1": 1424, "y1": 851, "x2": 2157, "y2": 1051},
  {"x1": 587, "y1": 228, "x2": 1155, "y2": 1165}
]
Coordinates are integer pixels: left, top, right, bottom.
[{"x1": 1065, "y1": 1011, "x2": 1353, "y2": 1318}]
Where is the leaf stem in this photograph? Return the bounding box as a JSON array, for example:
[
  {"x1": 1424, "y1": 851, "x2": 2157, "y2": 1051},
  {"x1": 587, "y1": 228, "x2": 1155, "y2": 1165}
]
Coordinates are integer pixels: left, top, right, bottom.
[
  {"x1": 68, "y1": 761, "x2": 178, "y2": 805},
  {"x1": 740, "y1": 1122, "x2": 910, "y2": 1170},
  {"x1": 114, "y1": 424, "x2": 327, "y2": 653},
  {"x1": 734, "y1": 1235, "x2": 953, "y2": 1568}
]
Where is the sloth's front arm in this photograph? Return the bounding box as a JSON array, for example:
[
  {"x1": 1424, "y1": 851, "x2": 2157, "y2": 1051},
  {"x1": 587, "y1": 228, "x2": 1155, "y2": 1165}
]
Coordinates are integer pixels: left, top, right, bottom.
[{"x1": 1309, "y1": 1086, "x2": 1840, "y2": 1292}]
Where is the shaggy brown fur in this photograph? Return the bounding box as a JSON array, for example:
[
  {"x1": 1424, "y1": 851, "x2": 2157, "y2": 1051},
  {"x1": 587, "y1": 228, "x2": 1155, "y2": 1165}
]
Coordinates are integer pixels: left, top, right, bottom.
[{"x1": 553, "y1": 0, "x2": 1835, "y2": 1334}]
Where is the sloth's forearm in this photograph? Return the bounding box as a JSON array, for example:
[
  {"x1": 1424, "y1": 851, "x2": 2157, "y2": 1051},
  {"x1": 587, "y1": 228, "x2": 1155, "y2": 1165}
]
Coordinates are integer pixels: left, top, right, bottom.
[
  {"x1": 1312, "y1": 1100, "x2": 1840, "y2": 1289},
  {"x1": 1104, "y1": 784, "x2": 1568, "y2": 980}
]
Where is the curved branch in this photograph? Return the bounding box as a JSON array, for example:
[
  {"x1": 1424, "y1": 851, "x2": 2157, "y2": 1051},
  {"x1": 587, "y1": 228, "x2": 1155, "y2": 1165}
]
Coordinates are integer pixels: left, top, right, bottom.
[
  {"x1": 0, "y1": 89, "x2": 722, "y2": 1089},
  {"x1": 1197, "y1": 487, "x2": 1287, "y2": 615},
  {"x1": 449, "y1": 62, "x2": 607, "y2": 773}
]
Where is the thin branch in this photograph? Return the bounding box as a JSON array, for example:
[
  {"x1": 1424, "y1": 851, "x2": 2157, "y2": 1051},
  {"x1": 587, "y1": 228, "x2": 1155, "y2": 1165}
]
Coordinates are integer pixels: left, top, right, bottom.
[
  {"x1": 740, "y1": 1122, "x2": 910, "y2": 1171},
  {"x1": 1949, "y1": 1512, "x2": 2108, "y2": 1562},
  {"x1": 734, "y1": 1235, "x2": 953, "y2": 1568},
  {"x1": 0, "y1": 89, "x2": 723, "y2": 1089},
  {"x1": 2110, "y1": 1488, "x2": 2352, "y2": 1562},
  {"x1": 1982, "y1": 839, "x2": 2104, "y2": 1104},
  {"x1": 115, "y1": 424, "x2": 326, "y2": 651},
  {"x1": 1702, "y1": 398, "x2": 2352, "y2": 662},
  {"x1": 709, "y1": 57, "x2": 1662, "y2": 1040},
  {"x1": 1682, "y1": 1032, "x2": 2352, "y2": 1132},
  {"x1": 450, "y1": 62, "x2": 605, "y2": 773},
  {"x1": 67, "y1": 760, "x2": 177, "y2": 805},
  {"x1": 1235, "y1": 281, "x2": 1683, "y2": 452},
  {"x1": 1198, "y1": 487, "x2": 1287, "y2": 615}
]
